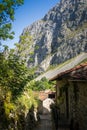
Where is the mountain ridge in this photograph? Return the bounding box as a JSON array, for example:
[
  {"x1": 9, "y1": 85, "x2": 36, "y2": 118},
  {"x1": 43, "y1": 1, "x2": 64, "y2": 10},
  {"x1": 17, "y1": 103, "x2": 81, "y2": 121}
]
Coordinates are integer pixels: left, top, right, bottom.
[{"x1": 16, "y1": 0, "x2": 87, "y2": 73}]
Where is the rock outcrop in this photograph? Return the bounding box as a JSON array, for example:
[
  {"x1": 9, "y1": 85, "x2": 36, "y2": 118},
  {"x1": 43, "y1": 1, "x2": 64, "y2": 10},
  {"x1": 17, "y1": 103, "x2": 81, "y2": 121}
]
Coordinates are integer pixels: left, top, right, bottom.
[{"x1": 17, "y1": 0, "x2": 87, "y2": 71}]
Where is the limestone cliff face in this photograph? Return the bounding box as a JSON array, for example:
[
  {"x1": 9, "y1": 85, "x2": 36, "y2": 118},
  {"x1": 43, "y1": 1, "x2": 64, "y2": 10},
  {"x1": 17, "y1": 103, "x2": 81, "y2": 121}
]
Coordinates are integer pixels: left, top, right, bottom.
[{"x1": 18, "y1": 0, "x2": 87, "y2": 71}]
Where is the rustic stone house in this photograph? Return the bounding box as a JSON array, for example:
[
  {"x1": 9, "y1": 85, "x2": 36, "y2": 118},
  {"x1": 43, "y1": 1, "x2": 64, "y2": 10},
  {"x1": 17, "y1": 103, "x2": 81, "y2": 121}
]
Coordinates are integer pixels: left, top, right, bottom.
[
  {"x1": 36, "y1": 90, "x2": 55, "y2": 114},
  {"x1": 50, "y1": 62, "x2": 87, "y2": 130}
]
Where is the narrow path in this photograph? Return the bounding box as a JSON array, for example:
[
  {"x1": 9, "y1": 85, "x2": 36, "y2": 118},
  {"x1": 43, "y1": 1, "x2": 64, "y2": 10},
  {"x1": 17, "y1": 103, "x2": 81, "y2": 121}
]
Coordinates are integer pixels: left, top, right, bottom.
[
  {"x1": 33, "y1": 113, "x2": 70, "y2": 130},
  {"x1": 34, "y1": 113, "x2": 53, "y2": 130}
]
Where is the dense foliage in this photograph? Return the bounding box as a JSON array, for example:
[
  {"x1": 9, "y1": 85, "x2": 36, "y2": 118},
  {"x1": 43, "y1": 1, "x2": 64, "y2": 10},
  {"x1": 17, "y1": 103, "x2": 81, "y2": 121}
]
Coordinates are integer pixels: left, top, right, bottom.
[
  {"x1": 0, "y1": 48, "x2": 40, "y2": 129},
  {"x1": 0, "y1": 45, "x2": 55, "y2": 129},
  {"x1": 0, "y1": 1, "x2": 55, "y2": 129},
  {"x1": 15, "y1": 31, "x2": 35, "y2": 64},
  {"x1": 0, "y1": 0, "x2": 24, "y2": 40},
  {"x1": 0, "y1": 0, "x2": 42, "y2": 129},
  {"x1": 0, "y1": 49, "x2": 28, "y2": 97},
  {"x1": 0, "y1": 46, "x2": 55, "y2": 130},
  {"x1": 0, "y1": 86, "x2": 39, "y2": 130},
  {"x1": 27, "y1": 77, "x2": 55, "y2": 91}
]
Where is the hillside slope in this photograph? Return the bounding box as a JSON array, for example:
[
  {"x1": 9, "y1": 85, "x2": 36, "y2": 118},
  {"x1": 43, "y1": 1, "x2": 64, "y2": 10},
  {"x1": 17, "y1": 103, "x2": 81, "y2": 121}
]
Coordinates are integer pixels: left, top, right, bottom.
[
  {"x1": 35, "y1": 52, "x2": 87, "y2": 80},
  {"x1": 17, "y1": 0, "x2": 87, "y2": 72}
]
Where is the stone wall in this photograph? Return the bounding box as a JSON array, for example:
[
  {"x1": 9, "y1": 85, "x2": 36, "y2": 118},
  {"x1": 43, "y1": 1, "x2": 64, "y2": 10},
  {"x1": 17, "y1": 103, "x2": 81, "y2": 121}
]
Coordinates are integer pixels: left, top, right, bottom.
[
  {"x1": 76, "y1": 82, "x2": 87, "y2": 130},
  {"x1": 69, "y1": 81, "x2": 87, "y2": 130},
  {"x1": 56, "y1": 80, "x2": 87, "y2": 130},
  {"x1": 56, "y1": 79, "x2": 68, "y2": 118}
]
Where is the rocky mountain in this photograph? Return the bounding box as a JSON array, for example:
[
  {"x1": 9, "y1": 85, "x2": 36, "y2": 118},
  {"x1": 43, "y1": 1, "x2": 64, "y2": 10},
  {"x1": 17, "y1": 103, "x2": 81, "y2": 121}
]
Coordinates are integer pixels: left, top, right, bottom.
[{"x1": 17, "y1": 0, "x2": 87, "y2": 72}]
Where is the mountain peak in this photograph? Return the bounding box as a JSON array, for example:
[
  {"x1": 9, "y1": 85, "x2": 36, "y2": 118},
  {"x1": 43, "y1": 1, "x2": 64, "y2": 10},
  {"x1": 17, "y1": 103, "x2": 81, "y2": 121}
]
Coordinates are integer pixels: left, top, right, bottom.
[{"x1": 17, "y1": 0, "x2": 87, "y2": 72}]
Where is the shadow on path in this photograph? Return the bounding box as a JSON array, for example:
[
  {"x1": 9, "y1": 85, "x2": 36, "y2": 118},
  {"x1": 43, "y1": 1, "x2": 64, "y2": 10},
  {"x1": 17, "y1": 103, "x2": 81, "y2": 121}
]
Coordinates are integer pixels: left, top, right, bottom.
[
  {"x1": 33, "y1": 113, "x2": 53, "y2": 130},
  {"x1": 33, "y1": 113, "x2": 70, "y2": 130}
]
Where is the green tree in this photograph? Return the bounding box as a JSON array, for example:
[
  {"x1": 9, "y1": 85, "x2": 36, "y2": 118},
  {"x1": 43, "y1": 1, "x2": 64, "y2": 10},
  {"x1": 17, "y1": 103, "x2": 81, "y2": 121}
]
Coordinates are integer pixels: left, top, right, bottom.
[
  {"x1": 0, "y1": 0, "x2": 24, "y2": 40},
  {"x1": 0, "y1": 48, "x2": 29, "y2": 99},
  {"x1": 15, "y1": 32, "x2": 33, "y2": 53},
  {"x1": 28, "y1": 77, "x2": 55, "y2": 91},
  {"x1": 15, "y1": 32, "x2": 34, "y2": 64},
  {"x1": 0, "y1": 47, "x2": 40, "y2": 129}
]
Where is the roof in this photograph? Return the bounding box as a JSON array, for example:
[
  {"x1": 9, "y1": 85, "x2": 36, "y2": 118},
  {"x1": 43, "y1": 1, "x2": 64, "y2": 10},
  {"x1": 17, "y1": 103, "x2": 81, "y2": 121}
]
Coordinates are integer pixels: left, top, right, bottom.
[
  {"x1": 34, "y1": 90, "x2": 55, "y2": 101},
  {"x1": 50, "y1": 62, "x2": 87, "y2": 81},
  {"x1": 35, "y1": 53, "x2": 87, "y2": 81}
]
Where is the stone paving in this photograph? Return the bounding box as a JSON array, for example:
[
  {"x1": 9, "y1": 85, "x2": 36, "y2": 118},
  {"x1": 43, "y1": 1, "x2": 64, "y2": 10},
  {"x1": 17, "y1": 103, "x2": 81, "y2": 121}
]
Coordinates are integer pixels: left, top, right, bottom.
[{"x1": 33, "y1": 113, "x2": 70, "y2": 130}]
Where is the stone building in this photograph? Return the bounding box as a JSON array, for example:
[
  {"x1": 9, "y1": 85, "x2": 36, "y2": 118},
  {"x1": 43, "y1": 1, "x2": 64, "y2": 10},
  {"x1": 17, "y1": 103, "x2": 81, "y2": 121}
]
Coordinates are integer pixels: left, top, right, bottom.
[
  {"x1": 36, "y1": 90, "x2": 55, "y2": 114},
  {"x1": 50, "y1": 62, "x2": 87, "y2": 130}
]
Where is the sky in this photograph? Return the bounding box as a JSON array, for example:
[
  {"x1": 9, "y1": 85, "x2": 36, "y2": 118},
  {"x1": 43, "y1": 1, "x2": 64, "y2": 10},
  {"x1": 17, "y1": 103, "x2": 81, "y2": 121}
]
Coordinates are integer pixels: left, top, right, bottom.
[{"x1": 3, "y1": 0, "x2": 60, "y2": 49}]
